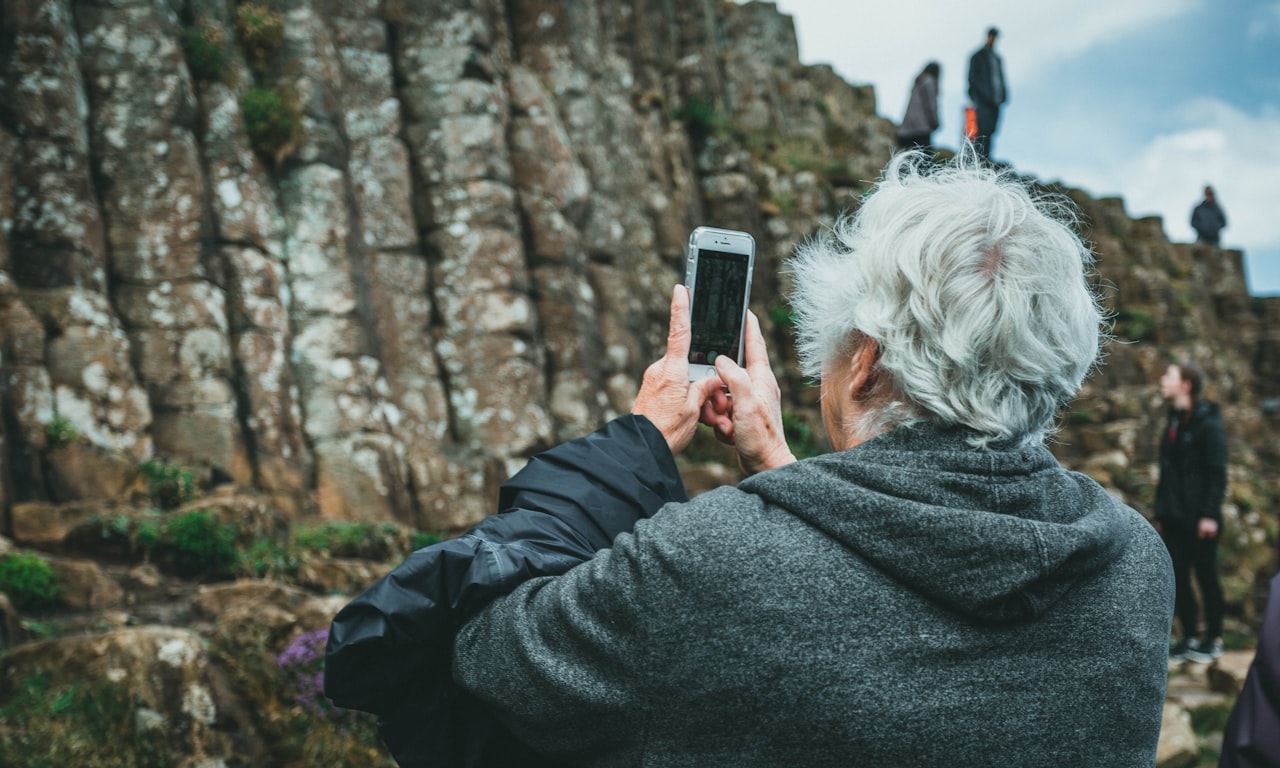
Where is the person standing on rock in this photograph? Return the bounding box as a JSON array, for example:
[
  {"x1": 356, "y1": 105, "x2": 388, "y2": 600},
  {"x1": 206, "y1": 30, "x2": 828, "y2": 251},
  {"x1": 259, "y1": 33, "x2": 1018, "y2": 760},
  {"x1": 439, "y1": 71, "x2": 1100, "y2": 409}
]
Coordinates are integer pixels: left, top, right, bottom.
[
  {"x1": 1191, "y1": 185, "x2": 1228, "y2": 246},
  {"x1": 896, "y1": 61, "x2": 941, "y2": 151},
  {"x1": 1155, "y1": 362, "x2": 1228, "y2": 663},
  {"x1": 967, "y1": 26, "x2": 1007, "y2": 160}
]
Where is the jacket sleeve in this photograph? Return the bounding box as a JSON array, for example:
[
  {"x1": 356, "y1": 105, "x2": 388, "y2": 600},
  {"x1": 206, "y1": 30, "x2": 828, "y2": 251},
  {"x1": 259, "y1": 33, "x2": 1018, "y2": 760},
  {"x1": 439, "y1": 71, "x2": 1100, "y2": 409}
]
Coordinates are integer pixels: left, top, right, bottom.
[
  {"x1": 323, "y1": 414, "x2": 686, "y2": 764},
  {"x1": 451, "y1": 502, "x2": 694, "y2": 760},
  {"x1": 1196, "y1": 411, "x2": 1228, "y2": 523},
  {"x1": 450, "y1": 485, "x2": 757, "y2": 762}
]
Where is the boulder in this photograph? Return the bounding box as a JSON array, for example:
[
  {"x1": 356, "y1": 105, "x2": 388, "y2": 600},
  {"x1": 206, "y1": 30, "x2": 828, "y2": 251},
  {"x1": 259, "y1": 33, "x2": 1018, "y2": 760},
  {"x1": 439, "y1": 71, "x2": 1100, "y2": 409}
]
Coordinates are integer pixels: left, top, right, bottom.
[
  {"x1": 0, "y1": 627, "x2": 232, "y2": 764},
  {"x1": 46, "y1": 555, "x2": 124, "y2": 610},
  {"x1": 1156, "y1": 702, "x2": 1198, "y2": 768},
  {"x1": 1207, "y1": 649, "x2": 1256, "y2": 698},
  {"x1": 9, "y1": 500, "x2": 112, "y2": 546}
]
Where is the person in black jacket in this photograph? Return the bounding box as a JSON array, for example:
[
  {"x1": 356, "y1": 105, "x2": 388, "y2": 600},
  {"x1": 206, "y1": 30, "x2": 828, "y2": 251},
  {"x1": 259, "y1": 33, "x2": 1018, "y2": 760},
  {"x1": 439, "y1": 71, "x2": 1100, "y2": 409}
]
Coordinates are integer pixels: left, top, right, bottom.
[
  {"x1": 1191, "y1": 185, "x2": 1228, "y2": 246},
  {"x1": 967, "y1": 26, "x2": 1007, "y2": 160},
  {"x1": 1155, "y1": 362, "x2": 1228, "y2": 662},
  {"x1": 323, "y1": 412, "x2": 693, "y2": 767}
]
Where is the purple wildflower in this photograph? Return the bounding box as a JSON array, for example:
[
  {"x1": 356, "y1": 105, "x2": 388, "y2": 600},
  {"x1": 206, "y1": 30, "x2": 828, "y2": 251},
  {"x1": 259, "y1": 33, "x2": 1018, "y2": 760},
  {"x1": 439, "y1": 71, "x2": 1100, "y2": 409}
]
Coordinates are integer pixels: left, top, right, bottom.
[{"x1": 277, "y1": 628, "x2": 354, "y2": 723}]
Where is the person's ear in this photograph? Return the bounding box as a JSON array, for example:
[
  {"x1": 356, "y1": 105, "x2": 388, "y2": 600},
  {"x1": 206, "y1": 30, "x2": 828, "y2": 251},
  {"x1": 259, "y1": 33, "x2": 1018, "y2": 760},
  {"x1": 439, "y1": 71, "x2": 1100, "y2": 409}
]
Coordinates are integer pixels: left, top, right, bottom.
[{"x1": 843, "y1": 339, "x2": 881, "y2": 402}]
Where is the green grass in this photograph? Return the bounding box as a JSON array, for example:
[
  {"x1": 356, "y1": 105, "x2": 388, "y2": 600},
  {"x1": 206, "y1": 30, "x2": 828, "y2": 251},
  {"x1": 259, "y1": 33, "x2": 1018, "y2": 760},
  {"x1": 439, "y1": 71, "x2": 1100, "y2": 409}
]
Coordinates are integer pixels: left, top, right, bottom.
[
  {"x1": 241, "y1": 86, "x2": 304, "y2": 162},
  {"x1": 0, "y1": 553, "x2": 61, "y2": 610},
  {"x1": 44, "y1": 416, "x2": 80, "y2": 448},
  {"x1": 166, "y1": 509, "x2": 239, "y2": 577},
  {"x1": 138, "y1": 459, "x2": 196, "y2": 509},
  {"x1": 181, "y1": 22, "x2": 229, "y2": 82}
]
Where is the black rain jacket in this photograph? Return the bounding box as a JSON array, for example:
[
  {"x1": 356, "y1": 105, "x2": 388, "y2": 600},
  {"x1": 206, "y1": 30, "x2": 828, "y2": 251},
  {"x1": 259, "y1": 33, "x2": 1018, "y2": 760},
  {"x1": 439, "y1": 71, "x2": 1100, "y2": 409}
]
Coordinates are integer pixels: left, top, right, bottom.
[
  {"x1": 1154, "y1": 400, "x2": 1227, "y2": 529},
  {"x1": 323, "y1": 415, "x2": 686, "y2": 767}
]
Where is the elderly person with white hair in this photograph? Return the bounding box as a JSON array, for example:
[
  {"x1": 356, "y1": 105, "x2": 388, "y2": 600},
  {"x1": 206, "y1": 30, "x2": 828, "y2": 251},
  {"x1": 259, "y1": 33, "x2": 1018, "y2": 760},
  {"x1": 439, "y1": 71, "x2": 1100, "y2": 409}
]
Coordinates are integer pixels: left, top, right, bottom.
[{"x1": 331, "y1": 150, "x2": 1175, "y2": 767}]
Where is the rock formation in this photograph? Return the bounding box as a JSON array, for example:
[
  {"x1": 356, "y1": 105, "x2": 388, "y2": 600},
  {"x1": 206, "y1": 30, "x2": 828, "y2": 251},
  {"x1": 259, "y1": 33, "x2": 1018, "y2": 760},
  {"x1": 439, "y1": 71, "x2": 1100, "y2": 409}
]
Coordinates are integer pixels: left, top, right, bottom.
[{"x1": 0, "y1": 0, "x2": 1276, "y2": 764}]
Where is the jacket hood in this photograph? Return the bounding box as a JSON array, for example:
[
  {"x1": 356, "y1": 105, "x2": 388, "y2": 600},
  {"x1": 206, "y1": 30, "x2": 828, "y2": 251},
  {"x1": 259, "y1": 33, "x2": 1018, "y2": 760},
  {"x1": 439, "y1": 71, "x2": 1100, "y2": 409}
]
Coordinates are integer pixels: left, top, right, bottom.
[{"x1": 740, "y1": 422, "x2": 1130, "y2": 624}]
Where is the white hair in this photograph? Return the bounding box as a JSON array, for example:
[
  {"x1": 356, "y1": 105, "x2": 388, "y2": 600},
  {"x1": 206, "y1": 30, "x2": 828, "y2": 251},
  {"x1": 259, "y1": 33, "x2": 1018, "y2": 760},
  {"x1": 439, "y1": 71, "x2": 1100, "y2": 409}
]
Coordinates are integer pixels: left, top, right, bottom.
[{"x1": 787, "y1": 147, "x2": 1106, "y2": 446}]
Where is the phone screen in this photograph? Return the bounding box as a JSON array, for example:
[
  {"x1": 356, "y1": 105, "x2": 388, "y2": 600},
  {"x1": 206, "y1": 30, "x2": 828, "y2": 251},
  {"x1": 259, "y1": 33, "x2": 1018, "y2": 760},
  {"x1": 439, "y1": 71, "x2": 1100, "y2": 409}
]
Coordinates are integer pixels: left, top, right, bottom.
[{"x1": 688, "y1": 248, "x2": 751, "y2": 366}]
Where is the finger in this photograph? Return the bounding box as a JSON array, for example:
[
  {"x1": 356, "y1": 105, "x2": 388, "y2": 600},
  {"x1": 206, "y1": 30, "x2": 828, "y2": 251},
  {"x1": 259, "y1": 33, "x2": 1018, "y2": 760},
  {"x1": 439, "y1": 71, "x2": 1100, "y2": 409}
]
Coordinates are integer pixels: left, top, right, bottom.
[
  {"x1": 692, "y1": 371, "x2": 726, "y2": 404},
  {"x1": 706, "y1": 385, "x2": 732, "y2": 416},
  {"x1": 666, "y1": 284, "x2": 692, "y2": 364},
  {"x1": 714, "y1": 354, "x2": 754, "y2": 399},
  {"x1": 742, "y1": 311, "x2": 773, "y2": 375},
  {"x1": 700, "y1": 400, "x2": 735, "y2": 444}
]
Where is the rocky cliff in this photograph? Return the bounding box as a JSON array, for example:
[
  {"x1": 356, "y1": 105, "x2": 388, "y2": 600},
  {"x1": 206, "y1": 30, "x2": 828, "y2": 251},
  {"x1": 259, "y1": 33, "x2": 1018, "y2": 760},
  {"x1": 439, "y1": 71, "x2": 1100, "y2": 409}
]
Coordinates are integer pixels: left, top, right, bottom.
[
  {"x1": 1, "y1": 0, "x2": 894, "y2": 533},
  {"x1": 0, "y1": 0, "x2": 1277, "y2": 765}
]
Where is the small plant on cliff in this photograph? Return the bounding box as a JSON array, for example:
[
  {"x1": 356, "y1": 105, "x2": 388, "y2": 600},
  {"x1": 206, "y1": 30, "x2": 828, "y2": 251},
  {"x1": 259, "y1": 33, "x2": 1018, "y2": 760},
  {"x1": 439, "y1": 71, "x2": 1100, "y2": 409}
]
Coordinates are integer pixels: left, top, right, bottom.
[
  {"x1": 241, "y1": 86, "x2": 304, "y2": 163},
  {"x1": 138, "y1": 459, "x2": 197, "y2": 509},
  {"x1": 44, "y1": 416, "x2": 81, "y2": 449},
  {"x1": 294, "y1": 521, "x2": 402, "y2": 560},
  {"x1": 181, "y1": 21, "x2": 230, "y2": 82},
  {"x1": 166, "y1": 509, "x2": 239, "y2": 577},
  {"x1": 0, "y1": 552, "x2": 62, "y2": 611},
  {"x1": 410, "y1": 530, "x2": 443, "y2": 550},
  {"x1": 1111, "y1": 308, "x2": 1158, "y2": 342},
  {"x1": 274, "y1": 628, "x2": 389, "y2": 764},
  {"x1": 278, "y1": 629, "x2": 344, "y2": 720},
  {"x1": 241, "y1": 538, "x2": 300, "y2": 579},
  {"x1": 673, "y1": 96, "x2": 729, "y2": 146},
  {"x1": 235, "y1": 2, "x2": 285, "y2": 73}
]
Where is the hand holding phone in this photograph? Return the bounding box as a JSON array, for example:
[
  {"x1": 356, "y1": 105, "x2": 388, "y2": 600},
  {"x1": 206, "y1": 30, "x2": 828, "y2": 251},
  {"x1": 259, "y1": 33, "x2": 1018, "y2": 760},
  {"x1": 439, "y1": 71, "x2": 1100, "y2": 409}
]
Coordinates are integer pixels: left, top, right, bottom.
[
  {"x1": 632, "y1": 285, "x2": 732, "y2": 455},
  {"x1": 684, "y1": 227, "x2": 756, "y2": 381}
]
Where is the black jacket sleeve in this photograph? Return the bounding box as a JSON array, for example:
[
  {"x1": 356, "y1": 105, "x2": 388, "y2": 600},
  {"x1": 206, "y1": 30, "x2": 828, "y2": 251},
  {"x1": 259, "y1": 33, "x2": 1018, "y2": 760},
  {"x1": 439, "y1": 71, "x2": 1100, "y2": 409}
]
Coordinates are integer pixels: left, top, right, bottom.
[
  {"x1": 1195, "y1": 407, "x2": 1228, "y2": 524},
  {"x1": 323, "y1": 414, "x2": 686, "y2": 767}
]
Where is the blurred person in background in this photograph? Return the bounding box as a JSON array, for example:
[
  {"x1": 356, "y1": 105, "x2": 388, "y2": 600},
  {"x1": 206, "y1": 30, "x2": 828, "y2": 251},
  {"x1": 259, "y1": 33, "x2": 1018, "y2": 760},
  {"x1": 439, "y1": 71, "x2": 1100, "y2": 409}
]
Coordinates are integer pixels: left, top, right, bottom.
[
  {"x1": 896, "y1": 61, "x2": 941, "y2": 151},
  {"x1": 1156, "y1": 362, "x2": 1228, "y2": 663},
  {"x1": 1191, "y1": 185, "x2": 1228, "y2": 246},
  {"x1": 967, "y1": 26, "x2": 1008, "y2": 160}
]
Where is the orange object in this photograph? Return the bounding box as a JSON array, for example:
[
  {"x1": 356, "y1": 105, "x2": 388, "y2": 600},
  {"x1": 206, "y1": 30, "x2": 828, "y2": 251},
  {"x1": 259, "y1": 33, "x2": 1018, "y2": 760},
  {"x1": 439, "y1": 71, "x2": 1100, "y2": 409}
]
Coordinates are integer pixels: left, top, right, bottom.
[{"x1": 964, "y1": 106, "x2": 978, "y2": 141}]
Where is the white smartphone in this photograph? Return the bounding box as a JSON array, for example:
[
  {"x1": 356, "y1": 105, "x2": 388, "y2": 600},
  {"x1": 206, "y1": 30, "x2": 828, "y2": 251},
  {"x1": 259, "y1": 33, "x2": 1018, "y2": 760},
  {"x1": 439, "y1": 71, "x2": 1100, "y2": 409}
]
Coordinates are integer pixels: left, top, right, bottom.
[{"x1": 684, "y1": 226, "x2": 756, "y2": 381}]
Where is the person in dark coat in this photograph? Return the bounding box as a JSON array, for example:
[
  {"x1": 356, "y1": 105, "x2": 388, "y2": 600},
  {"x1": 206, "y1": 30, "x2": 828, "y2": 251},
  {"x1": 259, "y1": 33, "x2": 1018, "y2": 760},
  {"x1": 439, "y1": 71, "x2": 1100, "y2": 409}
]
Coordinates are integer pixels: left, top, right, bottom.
[
  {"x1": 1219, "y1": 571, "x2": 1280, "y2": 767},
  {"x1": 1155, "y1": 362, "x2": 1228, "y2": 662},
  {"x1": 967, "y1": 26, "x2": 1007, "y2": 160},
  {"x1": 324, "y1": 414, "x2": 692, "y2": 767},
  {"x1": 444, "y1": 149, "x2": 1173, "y2": 767},
  {"x1": 1191, "y1": 185, "x2": 1228, "y2": 245},
  {"x1": 896, "y1": 62, "x2": 941, "y2": 151}
]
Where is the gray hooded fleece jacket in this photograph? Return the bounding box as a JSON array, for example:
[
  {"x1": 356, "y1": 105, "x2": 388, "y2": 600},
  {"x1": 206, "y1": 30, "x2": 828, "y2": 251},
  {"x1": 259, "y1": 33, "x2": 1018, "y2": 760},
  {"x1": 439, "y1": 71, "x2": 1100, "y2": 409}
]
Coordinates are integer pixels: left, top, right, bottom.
[{"x1": 453, "y1": 421, "x2": 1174, "y2": 767}]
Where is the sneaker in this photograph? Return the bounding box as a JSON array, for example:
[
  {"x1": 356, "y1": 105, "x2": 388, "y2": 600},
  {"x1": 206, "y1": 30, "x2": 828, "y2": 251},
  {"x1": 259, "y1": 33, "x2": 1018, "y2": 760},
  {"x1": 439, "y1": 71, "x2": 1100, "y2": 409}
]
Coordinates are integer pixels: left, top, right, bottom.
[
  {"x1": 1169, "y1": 639, "x2": 1191, "y2": 662},
  {"x1": 1184, "y1": 637, "x2": 1224, "y2": 663}
]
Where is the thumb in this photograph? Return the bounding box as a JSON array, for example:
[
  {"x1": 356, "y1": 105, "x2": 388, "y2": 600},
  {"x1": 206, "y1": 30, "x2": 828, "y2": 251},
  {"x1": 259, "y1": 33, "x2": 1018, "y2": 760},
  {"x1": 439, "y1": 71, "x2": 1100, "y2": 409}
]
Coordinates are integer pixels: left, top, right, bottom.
[{"x1": 714, "y1": 355, "x2": 752, "y2": 397}]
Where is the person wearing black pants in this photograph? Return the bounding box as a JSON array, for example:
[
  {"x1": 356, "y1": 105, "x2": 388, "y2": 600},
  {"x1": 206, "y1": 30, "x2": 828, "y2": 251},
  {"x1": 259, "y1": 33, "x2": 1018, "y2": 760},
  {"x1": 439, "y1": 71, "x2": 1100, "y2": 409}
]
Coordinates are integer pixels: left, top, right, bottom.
[
  {"x1": 1154, "y1": 362, "x2": 1228, "y2": 662},
  {"x1": 967, "y1": 27, "x2": 1008, "y2": 160}
]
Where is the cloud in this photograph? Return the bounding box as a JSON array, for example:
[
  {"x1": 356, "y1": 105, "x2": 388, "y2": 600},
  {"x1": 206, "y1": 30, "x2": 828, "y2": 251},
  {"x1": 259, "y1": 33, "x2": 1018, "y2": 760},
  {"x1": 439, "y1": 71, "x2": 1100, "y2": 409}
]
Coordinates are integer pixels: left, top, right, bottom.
[
  {"x1": 761, "y1": 0, "x2": 1280, "y2": 292},
  {"x1": 774, "y1": 0, "x2": 1201, "y2": 90},
  {"x1": 1247, "y1": 1, "x2": 1280, "y2": 40},
  {"x1": 1120, "y1": 100, "x2": 1280, "y2": 251},
  {"x1": 1033, "y1": 97, "x2": 1280, "y2": 293}
]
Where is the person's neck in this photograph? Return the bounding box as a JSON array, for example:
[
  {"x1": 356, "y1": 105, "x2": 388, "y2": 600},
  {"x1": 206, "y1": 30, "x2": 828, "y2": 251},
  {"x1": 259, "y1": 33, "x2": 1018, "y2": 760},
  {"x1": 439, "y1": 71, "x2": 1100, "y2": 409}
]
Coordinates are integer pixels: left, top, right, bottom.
[{"x1": 1171, "y1": 394, "x2": 1193, "y2": 412}]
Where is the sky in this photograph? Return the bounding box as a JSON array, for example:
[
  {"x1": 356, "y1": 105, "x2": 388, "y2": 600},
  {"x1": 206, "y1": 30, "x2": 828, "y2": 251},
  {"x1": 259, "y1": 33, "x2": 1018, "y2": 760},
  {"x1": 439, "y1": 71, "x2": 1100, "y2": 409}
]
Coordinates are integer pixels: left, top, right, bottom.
[{"x1": 769, "y1": 0, "x2": 1280, "y2": 295}]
